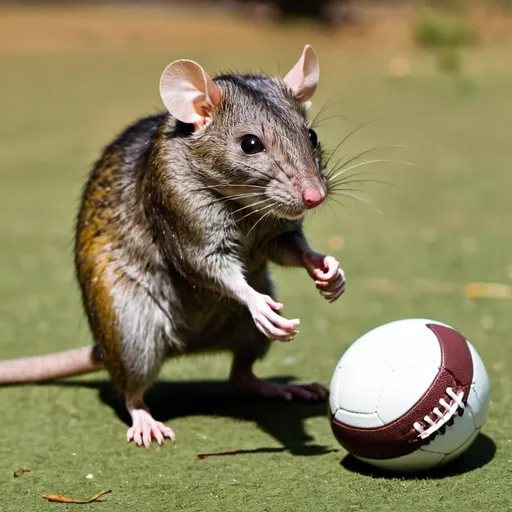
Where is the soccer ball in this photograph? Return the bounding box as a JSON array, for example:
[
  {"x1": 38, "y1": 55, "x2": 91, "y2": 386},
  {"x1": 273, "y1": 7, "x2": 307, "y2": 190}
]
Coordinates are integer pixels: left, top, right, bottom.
[{"x1": 328, "y1": 318, "x2": 491, "y2": 472}]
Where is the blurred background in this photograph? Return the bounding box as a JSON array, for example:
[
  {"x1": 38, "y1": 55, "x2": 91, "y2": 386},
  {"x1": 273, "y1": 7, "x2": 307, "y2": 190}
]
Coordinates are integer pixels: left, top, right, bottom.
[{"x1": 1, "y1": 1, "x2": 511, "y2": 508}]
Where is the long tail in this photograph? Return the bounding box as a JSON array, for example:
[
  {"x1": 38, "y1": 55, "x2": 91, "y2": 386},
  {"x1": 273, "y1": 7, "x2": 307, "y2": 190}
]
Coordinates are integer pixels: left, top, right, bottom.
[{"x1": 0, "y1": 346, "x2": 104, "y2": 385}]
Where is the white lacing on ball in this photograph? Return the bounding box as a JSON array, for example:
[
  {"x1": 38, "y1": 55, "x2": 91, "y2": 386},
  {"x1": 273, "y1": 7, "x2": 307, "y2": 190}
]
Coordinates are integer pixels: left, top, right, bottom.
[{"x1": 413, "y1": 387, "x2": 466, "y2": 439}]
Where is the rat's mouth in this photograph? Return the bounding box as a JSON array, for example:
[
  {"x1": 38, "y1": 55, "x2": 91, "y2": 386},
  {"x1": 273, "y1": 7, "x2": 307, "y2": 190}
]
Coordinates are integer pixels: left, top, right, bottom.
[{"x1": 272, "y1": 205, "x2": 306, "y2": 220}]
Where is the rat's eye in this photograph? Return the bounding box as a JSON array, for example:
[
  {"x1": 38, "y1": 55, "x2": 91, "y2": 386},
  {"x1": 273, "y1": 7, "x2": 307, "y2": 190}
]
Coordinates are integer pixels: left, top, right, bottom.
[
  {"x1": 241, "y1": 135, "x2": 264, "y2": 155},
  {"x1": 308, "y1": 128, "x2": 319, "y2": 147}
]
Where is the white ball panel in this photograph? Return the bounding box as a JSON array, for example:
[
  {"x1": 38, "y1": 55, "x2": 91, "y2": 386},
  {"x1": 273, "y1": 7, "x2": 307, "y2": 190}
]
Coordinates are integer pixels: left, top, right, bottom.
[
  {"x1": 334, "y1": 409, "x2": 384, "y2": 429},
  {"x1": 328, "y1": 363, "x2": 343, "y2": 414},
  {"x1": 420, "y1": 408, "x2": 476, "y2": 454},
  {"x1": 337, "y1": 319, "x2": 443, "y2": 370},
  {"x1": 466, "y1": 341, "x2": 491, "y2": 428},
  {"x1": 356, "y1": 449, "x2": 445, "y2": 472},
  {"x1": 335, "y1": 361, "x2": 392, "y2": 414},
  {"x1": 376, "y1": 364, "x2": 440, "y2": 424},
  {"x1": 441, "y1": 429, "x2": 480, "y2": 466}
]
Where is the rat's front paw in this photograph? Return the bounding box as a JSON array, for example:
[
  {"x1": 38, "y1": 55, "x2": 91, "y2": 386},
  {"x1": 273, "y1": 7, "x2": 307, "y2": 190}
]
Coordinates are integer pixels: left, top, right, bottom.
[
  {"x1": 248, "y1": 294, "x2": 299, "y2": 341},
  {"x1": 313, "y1": 255, "x2": 346, "y2": 303}
]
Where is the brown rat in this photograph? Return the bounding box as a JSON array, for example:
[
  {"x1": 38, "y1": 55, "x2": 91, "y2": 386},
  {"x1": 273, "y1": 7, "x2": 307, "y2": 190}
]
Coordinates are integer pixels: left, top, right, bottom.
[{"x1": 0, "y1": 45, "x2": 345, "y2": 447}]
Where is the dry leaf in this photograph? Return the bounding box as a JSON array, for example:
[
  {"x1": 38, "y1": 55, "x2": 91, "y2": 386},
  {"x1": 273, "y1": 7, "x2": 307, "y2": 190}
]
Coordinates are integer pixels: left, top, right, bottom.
[
  {"x1": 13, "y1": 467, "x2": 30, "y2": 478},
  {"x1": 197, "y1": 450, "x2": 243, "y2": 460},
  {"x1": 42, "y1": 489, "x2": 111, "y2": 504},
  {"x1": 465, "y1": 282, "x2": 512, "y2": 300}
]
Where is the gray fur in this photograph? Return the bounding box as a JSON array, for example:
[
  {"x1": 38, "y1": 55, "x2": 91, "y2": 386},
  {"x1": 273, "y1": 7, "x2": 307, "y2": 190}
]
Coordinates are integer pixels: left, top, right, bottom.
[{"x1": 75, "y1": 72, "x2": 327, "y2": 398}]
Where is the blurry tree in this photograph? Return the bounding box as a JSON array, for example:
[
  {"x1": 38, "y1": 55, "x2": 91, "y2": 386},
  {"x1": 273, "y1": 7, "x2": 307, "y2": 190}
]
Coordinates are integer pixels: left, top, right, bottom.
[{"x1": 223, "y1": 0, "x2": 354, "y2": 25}]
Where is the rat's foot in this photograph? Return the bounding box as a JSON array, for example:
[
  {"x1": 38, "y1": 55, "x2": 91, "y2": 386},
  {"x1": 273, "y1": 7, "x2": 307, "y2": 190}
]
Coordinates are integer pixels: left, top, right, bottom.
[
  {"x1": 230, "y1": 371, "x2": 328, "y2": 402},
  {"x1": 126, "y1": 400, "x2": 175, "y2": 448}
]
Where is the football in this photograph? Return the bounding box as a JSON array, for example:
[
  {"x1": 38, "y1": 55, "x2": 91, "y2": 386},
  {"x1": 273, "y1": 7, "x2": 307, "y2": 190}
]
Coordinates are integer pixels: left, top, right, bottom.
[{"x1": 328, "y1": 318, "x2": 491, "y2": 472}]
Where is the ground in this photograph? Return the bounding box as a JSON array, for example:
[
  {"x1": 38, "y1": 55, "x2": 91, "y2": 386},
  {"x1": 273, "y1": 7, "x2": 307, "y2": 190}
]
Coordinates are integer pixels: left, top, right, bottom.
[{"x1": 0, "y1": 5, "x2": 511, "y2": 511}]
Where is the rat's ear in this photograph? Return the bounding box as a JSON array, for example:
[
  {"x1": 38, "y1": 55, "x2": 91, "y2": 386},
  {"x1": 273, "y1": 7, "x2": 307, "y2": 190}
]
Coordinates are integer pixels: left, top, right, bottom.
[
  {"x1": 283, "y1": 45, "x2": 319, "y2": 103},
  {"x1": 159, "y1": 59, "x2": 222, "y2": 129}
]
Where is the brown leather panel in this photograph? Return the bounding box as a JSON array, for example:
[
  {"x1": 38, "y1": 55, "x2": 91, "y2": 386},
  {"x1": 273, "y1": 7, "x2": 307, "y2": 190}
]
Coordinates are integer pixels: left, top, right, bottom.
[{"x1": 330, "y1": 324, "x2": 473, "y2": 459}]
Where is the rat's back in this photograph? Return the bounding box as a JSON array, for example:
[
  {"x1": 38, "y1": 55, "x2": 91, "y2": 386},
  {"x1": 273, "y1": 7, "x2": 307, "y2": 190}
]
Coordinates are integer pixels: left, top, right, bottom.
[{"x1": 73, "y1": 114, "x2": 168, "y2": 354}]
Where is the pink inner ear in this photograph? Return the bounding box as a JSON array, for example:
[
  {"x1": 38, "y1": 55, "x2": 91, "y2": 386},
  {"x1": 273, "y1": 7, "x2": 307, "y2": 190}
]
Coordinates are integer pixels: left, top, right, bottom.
[
  {"x1": 160, "y1": 59, "x2": 222, "y2": 126},
  {"x1": 283, "y1": 45, "x2": 319, "y2": 103}
]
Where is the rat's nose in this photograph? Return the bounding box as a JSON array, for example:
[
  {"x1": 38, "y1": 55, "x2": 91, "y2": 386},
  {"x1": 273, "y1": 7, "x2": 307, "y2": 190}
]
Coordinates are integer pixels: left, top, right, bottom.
[{"x1": 302, "y1": 188, "x2": 326, "y2": 208}]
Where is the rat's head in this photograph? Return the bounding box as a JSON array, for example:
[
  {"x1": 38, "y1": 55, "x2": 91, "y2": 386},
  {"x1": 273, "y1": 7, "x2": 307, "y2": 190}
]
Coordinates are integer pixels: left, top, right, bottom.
[{"x1": 159, "y1": 45, "x2": 328, "y2": 220}]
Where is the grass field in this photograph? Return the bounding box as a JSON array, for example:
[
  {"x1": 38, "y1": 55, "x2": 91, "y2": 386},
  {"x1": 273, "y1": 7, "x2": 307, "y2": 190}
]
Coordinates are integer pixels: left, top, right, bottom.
[{"x1": 1, "y1": 6, "x2": 512, "y2": 511}]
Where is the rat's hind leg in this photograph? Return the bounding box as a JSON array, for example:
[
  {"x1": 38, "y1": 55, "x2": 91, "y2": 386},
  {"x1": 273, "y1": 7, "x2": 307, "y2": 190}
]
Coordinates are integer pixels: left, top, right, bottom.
[
  {"x1": 229, "y1": 337, "x2": 328, "y2": 402},
  {"x1": 125, "y1": 393, "x2": 175, "y2": 448},
  {"x1": 226, "y1": 273, "x2": 328, "y2": 402},
  {"x1": 85, "y1": 272, "x2": 176, "y2": 448},
  {"x1": 113, "y1": 289, "x2": 177, "y2": 448}
]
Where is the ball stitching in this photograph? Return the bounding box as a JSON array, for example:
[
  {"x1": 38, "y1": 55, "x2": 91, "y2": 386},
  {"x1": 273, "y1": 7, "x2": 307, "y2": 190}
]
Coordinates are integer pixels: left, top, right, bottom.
[{"x1": 412, "y1": 386, "x2": 466, "y2": 442}]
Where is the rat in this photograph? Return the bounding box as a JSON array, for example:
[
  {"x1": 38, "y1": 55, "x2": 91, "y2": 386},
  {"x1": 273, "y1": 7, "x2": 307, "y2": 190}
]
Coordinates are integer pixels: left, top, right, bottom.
[{"x1": 0, "y1": 45, "x2": 345, "y2": 448}]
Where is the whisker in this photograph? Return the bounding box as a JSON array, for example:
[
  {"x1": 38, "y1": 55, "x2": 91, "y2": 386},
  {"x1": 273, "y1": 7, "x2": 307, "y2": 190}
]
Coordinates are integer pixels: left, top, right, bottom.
[
  {"x1": 329, "y1": 158, "x2": 415, "y2": 182},
  {"x1": 328, "y1": 178, "x2": 396, "y2": 189},
  {"x1": 335, "y1": 191, "x2": 383, "y2": 214},
  {"x1": 267, "y1": 154, "x2": 290, "y2": 182},
  {"x1": 247, "y1": 205, "x2": 278, "y2": 236},
  {"x1": 194, "y1": 184, "x2": 267, "y2": 192},
  {"x1": 230, "y1": 197, "x2": 272, "y2": 216},
  {"x1": 326, "y1": 195, "x2": 359, "y2": 218},
  {"x1": 323, "y1": 117, "x2": 389, "y2": 169},
  {"x1": 241, "y1": 164, "x2": 279, "y2": 184},
  {"x1": 311, "y1": 114, "x2": 351, "y2": 127},
  {"x1": 326, "y1": 145, "x2": 406, "y2": 179},
  {"x1": 237, "y1": 201, "x2": 277, "y2": 223},
  {"x1": 202, "y1": 191, "x2": 264, "y2": 206},
  {"x1": 310, "y1": 94, "x2": 343, "y2": 126}
]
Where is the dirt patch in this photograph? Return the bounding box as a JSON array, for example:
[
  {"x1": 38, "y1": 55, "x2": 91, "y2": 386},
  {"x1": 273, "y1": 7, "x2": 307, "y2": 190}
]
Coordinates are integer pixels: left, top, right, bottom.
[{"x1": 1, "y1": 4, "x2": 511, "y2": 55}]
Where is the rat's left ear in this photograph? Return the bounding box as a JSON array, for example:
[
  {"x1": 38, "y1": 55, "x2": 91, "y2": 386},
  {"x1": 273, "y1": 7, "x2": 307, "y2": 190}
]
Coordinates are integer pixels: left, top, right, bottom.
[
  {"x1": 283, "y1": 44, "x2": 319, "y2": 104},
  {"x1": 159, "y1": 59, "x2": 222, "y2": 130}
]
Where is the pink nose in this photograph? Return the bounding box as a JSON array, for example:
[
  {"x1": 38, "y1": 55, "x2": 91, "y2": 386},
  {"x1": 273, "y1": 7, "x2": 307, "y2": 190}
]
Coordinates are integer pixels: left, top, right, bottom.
[{"x1": 302, "y1": 188, "x2": 326, "y2": 208}]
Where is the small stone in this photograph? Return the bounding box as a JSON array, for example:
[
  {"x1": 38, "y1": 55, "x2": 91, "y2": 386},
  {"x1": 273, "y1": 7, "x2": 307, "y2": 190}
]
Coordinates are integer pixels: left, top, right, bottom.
[
  {"x1": 283, "y1": 356, "x2": 296, "y2": 366},
  {"x1": 85, "y1": 474, "x2": 93, "y2": 479}
]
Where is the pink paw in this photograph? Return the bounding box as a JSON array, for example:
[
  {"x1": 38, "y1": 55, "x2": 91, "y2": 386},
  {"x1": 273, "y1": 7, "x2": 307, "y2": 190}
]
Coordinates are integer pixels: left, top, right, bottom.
[
  {"x1": 312, "y1": 255, "x2": 345, "y2": 302},
  {"x1": 247, "y1": 293, "x2": 299, "y2": 341},
  {"x1": 126, "y1": 408, "x2": 175, "y2": 448},
  {"x1": 231, "y1": 373, "x2": 328, "y2": 402}
]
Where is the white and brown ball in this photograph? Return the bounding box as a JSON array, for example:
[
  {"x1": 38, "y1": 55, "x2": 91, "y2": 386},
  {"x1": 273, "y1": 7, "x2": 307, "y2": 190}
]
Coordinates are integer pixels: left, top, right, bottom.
[{"x1": 328, "y1": 319, "x2": 491, "y2": 472}]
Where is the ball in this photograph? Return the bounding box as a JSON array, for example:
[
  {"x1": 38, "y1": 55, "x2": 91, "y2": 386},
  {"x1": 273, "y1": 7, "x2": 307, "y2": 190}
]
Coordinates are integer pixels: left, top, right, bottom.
[{"x1": 328, "y1": 318, "x2": 491, "y2": 472}]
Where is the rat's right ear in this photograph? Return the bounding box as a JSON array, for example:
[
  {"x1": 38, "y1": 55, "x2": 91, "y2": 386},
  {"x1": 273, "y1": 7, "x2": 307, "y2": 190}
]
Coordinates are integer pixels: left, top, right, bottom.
[
  {"x1": 283, "y1": 45, "x2": 319, "y2": 104},
  {"x1": 159, "y1": 59, "x2": 222, "y2": 129}
]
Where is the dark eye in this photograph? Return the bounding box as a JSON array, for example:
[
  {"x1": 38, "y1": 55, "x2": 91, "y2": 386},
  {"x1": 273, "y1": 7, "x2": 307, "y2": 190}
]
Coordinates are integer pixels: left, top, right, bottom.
[
  {"x1": 308, "y1": 128, "x2": 319, "y2": 147},
  {"x1": 240, "y1": 135, "x2": 264, "y2": 155}
]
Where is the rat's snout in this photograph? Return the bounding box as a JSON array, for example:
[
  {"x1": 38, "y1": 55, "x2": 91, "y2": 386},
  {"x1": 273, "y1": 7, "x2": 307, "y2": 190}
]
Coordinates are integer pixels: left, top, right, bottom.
[{"x1": 302, "y1": 187, "x2": 326, "y2": 208}]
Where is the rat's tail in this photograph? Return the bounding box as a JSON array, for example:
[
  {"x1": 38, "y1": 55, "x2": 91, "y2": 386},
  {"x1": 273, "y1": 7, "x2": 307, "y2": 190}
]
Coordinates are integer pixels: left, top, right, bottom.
[{"x1": 0, "y1": 346, "x2": 104, "y2": 384}]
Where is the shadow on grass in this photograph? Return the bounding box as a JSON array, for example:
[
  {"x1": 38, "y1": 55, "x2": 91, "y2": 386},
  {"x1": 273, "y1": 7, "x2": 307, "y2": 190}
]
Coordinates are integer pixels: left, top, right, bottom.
[
  {"x1": 340, "y1": 432, "x2": 496, "y2": 478},
  {"x1": 45, "y1": 376, "x2": 337, "y2": 457}
]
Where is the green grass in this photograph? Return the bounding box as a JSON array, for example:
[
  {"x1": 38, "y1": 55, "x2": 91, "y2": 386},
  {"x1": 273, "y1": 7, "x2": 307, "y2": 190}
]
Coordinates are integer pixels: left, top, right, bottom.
[{"x1": 1, "y1": 13, "x2": 512, "y2": 511}]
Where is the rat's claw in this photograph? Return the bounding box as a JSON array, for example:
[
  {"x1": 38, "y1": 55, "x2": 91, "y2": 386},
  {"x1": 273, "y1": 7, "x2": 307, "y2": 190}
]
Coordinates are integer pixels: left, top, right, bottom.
[
  {"x1": 314, "y1": 258, "x2": 345, "y2": 301},
  {"x1": 263, "y1": 295, "x2": 283, "y2": 310},
  {"x1": 249, "y1": 293, "x2": 299, "y2": 341},
  {"x1": 126, "y1": 403, "x2": 175, "y2": 448}
]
